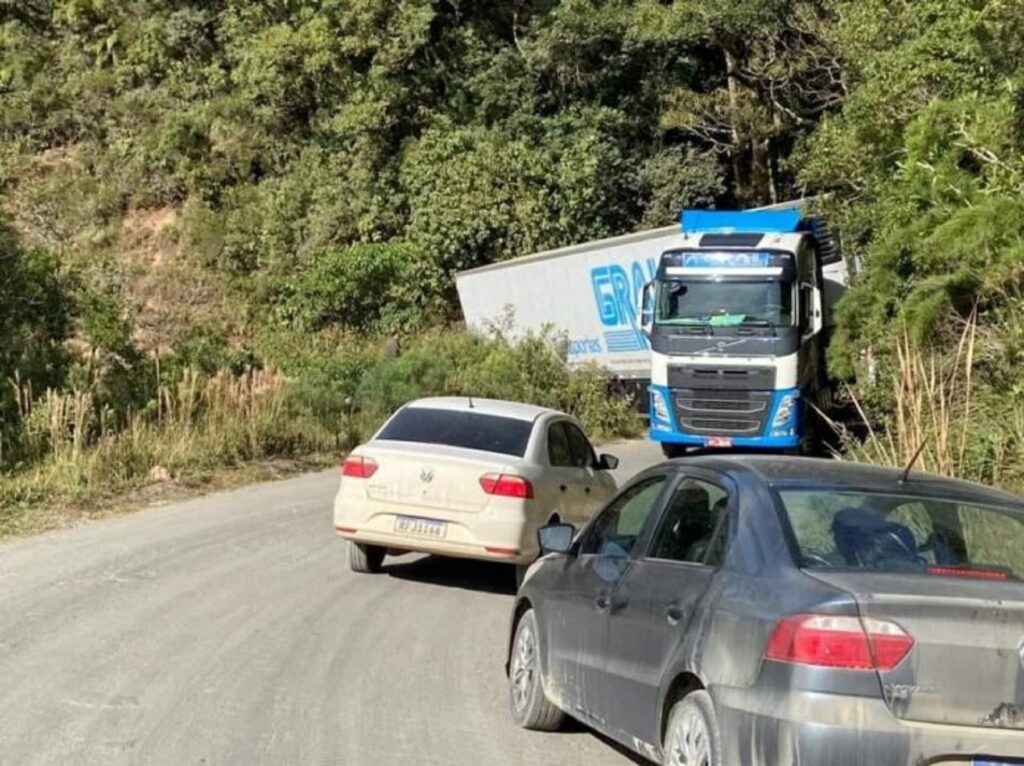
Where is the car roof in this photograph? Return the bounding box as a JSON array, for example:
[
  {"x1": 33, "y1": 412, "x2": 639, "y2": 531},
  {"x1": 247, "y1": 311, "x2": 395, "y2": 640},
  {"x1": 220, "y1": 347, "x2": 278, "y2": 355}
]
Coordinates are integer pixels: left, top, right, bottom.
[
  {"x1": 403, "y1": 397, "x2": 561, "y2": 423},
  {"x1": 660, "y1": 454, "x2": 1024, "y2": 508}
]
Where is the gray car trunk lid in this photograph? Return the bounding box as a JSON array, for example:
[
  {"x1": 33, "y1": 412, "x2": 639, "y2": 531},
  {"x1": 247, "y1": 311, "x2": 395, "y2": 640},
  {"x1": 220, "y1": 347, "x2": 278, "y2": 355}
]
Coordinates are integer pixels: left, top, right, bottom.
[{"x1": 807, "y1": 570, "x2": 1024, "y2": 730}]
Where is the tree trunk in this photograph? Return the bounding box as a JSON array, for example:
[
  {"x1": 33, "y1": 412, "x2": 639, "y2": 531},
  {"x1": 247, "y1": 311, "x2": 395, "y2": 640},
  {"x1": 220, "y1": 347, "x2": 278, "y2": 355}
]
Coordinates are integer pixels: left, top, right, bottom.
[
  {"x1": 724, "y1": 49, "x2": 752, "y2": 206},
  {"x1": 751, "y1": 134, "x2": 772, "y2": 205}
]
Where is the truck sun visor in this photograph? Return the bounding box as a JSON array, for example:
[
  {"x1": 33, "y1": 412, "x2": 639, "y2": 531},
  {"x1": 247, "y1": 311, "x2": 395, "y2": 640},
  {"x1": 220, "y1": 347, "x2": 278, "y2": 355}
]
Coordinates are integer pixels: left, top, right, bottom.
[{"x1": 680, "y1": 209, "x2": 803, "y2": 234}]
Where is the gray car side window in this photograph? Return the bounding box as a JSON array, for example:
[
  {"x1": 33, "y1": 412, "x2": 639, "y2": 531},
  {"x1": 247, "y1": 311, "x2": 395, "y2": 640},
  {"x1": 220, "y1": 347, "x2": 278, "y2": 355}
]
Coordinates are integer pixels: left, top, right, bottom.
[
  {"x1": 547, "y1": 422, "x2": 573, "y2": 467},
  {"x1": 648, "y1": 478, "x2": 729, "y2": 564},
  {"x1": 581, "y1": 476, "x2": 667, "y2": 558}
]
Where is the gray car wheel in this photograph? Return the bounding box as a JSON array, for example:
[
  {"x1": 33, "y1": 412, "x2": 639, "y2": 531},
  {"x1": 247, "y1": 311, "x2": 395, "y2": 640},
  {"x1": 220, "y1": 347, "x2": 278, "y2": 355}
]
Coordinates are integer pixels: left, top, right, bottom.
[
  {"x1": 663, "y1": 690, "x2": 722, "y2": 766},
  {"x1": 349, "y1": 541, "x2": 385, "y2": 573},
  {"x1": 509, "y1": 609, "x2": 563, "y2": 731}
]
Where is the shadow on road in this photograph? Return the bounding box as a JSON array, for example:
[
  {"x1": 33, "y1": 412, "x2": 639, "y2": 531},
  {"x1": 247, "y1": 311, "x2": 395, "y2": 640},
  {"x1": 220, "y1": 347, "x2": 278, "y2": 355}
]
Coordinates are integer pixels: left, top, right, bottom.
[{"x1": 384, "y1": 555, "x2": 517, "y2": 596}]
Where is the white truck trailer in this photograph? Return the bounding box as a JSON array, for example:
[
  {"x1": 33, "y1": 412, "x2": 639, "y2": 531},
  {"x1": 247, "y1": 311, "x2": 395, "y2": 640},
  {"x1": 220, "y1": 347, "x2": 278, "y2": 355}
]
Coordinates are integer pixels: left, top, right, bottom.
[{"x1": 455, "y1": 225, "x2": 685, "y2": 388}]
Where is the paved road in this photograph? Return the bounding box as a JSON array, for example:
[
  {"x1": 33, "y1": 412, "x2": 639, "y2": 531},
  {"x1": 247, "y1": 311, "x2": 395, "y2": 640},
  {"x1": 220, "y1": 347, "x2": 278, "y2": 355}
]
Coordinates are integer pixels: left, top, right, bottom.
[{"x1": 0, "y1": 440, "x2": 662, "y2": 766}]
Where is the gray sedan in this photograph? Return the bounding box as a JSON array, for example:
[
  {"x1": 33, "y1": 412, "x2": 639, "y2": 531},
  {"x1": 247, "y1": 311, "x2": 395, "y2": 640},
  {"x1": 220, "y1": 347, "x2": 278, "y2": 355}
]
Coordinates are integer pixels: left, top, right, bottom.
[{"x1": 506, "y1": 455, "x2": 1024, "y2": 765}]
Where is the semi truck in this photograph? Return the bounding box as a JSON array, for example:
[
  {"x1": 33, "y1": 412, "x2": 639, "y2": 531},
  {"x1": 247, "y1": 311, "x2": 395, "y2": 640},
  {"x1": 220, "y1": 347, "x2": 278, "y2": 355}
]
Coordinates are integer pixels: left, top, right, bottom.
[
  {"x1": 454, "y1": 202, "x2": 847, "y2": 453},
  {"x1": 641, "y1": 207, "x2": 847, "y2": 456}
]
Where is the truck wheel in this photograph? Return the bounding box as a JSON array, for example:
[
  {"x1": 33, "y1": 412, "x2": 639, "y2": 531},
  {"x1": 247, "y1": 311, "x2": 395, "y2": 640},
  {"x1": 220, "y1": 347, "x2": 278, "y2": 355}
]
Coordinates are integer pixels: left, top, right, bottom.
[
  {"x1": 349, "y1": 541, "x2": 385, "y2": 573},
  {"x1": 509, "y1": 609, "x2": 563, "y2": 731},
  {"x1": 662, "y1": 443, "x2": 687, "y2": 459},
  {"x1": 663, "y1": 690, "x2": 722, "y2": 766}
]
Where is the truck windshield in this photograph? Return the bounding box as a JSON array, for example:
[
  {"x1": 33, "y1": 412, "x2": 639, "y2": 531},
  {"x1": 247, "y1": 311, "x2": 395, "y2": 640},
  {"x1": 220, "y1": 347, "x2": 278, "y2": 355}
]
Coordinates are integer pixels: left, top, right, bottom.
[{"x1": 655, "y1": 279, "x2": 794, "y2": 327}]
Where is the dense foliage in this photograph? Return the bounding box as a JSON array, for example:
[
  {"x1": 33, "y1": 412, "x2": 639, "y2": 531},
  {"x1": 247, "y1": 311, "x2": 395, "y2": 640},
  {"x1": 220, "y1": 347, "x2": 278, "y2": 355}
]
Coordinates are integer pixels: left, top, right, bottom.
[{"x1": 2, "y1": 0, "x2": 1024, "y2": 514}]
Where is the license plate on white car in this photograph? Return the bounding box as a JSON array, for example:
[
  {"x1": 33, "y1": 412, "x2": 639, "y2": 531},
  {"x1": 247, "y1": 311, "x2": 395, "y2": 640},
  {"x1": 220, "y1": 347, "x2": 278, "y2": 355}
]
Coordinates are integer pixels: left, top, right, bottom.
[{"x1": 394, "y1": 515, "x2": 447, "y2": 539}]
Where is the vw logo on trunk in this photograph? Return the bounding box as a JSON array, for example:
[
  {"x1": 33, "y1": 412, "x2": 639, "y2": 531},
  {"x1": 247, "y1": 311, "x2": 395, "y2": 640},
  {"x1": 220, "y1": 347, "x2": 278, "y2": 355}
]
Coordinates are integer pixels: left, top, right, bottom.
[{"x1": 419, "y1": 467, "x2": 434, "y2": 484}]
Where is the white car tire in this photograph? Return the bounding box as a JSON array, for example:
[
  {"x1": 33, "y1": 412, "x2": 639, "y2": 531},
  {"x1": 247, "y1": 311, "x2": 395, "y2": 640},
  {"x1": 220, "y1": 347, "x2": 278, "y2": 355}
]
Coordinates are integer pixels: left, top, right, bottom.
[{"x1": 349, "y1": 541, "x2": 385, "y2": 574}]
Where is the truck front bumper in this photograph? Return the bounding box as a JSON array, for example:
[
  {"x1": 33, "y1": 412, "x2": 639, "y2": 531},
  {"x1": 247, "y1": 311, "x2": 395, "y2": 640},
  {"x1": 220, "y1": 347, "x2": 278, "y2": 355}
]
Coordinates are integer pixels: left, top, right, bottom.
[{"x1": 647, "y1": 384, "x2": 801, "y2": 449}]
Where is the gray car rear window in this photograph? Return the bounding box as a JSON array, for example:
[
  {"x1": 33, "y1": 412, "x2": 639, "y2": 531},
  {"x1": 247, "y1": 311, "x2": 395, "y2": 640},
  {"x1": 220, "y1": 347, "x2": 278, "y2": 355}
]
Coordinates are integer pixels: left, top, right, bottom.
[
  {"x1": 377, "y1": 408, "x2": 533, "y2": 457},
  {"x1": 778, "y1": 489, "x2": 1024, "y2": 579}
]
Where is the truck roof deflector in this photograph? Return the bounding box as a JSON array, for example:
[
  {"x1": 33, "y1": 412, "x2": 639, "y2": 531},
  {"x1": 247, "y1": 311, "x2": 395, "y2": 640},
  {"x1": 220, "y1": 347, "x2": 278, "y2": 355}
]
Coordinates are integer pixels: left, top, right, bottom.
[{"x1": 680, "y1": 209, "x2": 803, "y2": 235}]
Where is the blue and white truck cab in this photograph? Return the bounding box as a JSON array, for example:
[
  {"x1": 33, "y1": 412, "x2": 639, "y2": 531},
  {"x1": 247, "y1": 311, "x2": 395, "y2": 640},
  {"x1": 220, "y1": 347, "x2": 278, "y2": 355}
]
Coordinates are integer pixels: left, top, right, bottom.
[{"x1": 640, "y1": 207, "x2": 847, "y2": 456}]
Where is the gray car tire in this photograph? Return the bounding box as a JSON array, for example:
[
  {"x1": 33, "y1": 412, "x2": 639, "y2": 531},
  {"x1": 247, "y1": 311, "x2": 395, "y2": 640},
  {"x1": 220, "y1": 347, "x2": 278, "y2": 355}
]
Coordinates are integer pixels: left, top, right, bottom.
[
  {"x1": 663, "y1": 690, "x2": 722, "y2": 766},
  {"x1": 349, "y1": 541, "x2": 385, "y2": 573},
  {"x1": 509, "y1": 609, "x2": 563, "y2": 731}
]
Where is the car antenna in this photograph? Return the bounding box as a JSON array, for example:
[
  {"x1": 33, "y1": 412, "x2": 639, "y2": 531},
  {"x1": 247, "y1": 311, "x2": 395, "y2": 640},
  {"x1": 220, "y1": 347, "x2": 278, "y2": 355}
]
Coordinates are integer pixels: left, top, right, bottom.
[
  {"x1": 468, "y1": 395, "x2": 475, "y2": 409},
  {"x1": 898, "y1": 441, "x2": 927, "y2": 484}
]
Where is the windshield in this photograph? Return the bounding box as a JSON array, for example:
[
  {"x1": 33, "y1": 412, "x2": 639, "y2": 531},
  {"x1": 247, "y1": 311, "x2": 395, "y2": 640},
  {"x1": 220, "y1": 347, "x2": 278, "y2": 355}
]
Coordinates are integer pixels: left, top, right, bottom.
[
  {"x1": 656, "y1": 279, "x2": 794, "y2": 327},
  {"x1": 777, "y1": 489, "x2": 1024, "y2": 579}
]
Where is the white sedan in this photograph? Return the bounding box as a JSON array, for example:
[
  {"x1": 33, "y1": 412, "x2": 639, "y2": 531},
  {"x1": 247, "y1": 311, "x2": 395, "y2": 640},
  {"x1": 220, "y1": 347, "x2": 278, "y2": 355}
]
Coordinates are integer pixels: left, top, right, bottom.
[{"x1": 333, "y1": 397, "x2": 619, "y2": 575}]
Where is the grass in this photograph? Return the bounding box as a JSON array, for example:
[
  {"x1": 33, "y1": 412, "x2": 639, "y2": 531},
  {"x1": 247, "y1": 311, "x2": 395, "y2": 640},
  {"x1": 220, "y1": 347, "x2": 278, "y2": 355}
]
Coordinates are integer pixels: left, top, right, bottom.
[
  {"x1": 0, "y1": 328, "x2": 645, "y2": 540},
  {"x1": 0, "y1": 367, "x2": 338, "y2": 539}
]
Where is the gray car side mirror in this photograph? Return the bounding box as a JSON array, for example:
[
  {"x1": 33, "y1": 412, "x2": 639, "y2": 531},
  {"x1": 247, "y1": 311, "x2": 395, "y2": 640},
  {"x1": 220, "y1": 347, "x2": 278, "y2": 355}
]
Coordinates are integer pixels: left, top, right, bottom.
[
  {"x1": 538, "y1": 523, "x2": 576, "y2": 555},
  {"x1": 597, "y1": 453, "x2": 619, "y2": 471}
]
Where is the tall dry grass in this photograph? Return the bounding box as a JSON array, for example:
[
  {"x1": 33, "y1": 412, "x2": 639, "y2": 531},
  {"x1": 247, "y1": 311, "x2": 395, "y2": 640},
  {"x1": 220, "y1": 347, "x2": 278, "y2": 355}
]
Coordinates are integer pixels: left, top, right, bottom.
[
  {"x1": 847, "y1": 312, "x2": 976, "y2": 476},
  {"x1": 826, "y1": 309, "x2": 1023, "y2": 488},
  {"x1": 0, "y1": 367, "x2": 334, "y2": 535}
]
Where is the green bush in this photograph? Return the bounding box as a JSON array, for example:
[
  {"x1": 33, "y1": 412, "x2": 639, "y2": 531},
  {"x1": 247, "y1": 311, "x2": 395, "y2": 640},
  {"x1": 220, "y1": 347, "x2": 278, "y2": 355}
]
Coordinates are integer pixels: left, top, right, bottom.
[
  {"x1": 274, "y1": 241, "x2": 442, "y2": 334},
  {"x1": 352, "y1": 329, "x2": 642, "y2": 441}
]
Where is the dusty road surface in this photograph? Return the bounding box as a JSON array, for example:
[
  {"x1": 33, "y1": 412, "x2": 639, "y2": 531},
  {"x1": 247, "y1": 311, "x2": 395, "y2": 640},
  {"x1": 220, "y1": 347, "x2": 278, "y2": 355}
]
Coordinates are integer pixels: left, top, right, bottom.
[{"x1": 0, "y1": 440, "x2": 661, "y2": 766}]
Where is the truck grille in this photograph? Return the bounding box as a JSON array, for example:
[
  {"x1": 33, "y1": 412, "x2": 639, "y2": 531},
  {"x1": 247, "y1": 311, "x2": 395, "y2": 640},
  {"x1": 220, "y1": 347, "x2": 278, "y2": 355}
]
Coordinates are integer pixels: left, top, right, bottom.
[{"x1": 673, "y1": 389, "x2": 771, "y2": 436}]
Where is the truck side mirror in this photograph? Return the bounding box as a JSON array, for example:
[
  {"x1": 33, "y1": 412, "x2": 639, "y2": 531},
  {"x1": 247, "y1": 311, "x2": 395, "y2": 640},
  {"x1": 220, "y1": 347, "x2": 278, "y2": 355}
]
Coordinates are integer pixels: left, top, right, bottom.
[
  {"x1": 801, "y1": 283, "x2": 823, "y2": 338},
  {"x1": 640, "y1": 281, "x2": 654, "y2": 337}
]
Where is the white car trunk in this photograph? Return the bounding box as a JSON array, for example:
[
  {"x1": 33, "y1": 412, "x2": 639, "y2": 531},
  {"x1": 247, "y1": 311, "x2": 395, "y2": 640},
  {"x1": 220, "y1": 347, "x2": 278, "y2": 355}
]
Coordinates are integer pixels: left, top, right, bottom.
[{"x1": 355, "y1": 441, "x2": 518, "y2": 516}]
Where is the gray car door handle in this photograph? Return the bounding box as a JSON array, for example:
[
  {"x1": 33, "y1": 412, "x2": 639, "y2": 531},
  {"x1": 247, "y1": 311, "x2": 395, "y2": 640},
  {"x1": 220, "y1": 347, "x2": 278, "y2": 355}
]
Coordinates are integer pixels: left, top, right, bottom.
[{"x1": 664, "y1": 604, "x2": 685, "y2": 625}]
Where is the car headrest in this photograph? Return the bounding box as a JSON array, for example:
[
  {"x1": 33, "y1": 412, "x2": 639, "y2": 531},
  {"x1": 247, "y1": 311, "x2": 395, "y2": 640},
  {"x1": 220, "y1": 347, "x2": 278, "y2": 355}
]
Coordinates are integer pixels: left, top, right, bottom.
[
  {"x1": 673, "y1": 487, "x2": 710, "y2": 517},
  {"x1": 832, "y1": 506, "x2": 917, "y2": 567}
]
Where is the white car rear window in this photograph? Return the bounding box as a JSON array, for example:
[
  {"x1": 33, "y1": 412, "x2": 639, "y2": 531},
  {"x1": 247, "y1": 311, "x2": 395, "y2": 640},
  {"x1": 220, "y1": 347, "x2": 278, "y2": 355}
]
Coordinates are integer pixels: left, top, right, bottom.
[{"x1": 378, "y1": 408, "x2": 533, "y2": 457}]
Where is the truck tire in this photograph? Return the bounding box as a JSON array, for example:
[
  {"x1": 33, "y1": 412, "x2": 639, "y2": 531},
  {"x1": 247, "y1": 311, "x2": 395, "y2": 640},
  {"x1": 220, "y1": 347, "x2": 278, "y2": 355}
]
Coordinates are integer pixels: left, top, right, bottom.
[
  {"x1": 509, "y1": 609, "x2": 564, "y2": 731},
  {"x1": 662, "y1": 443, "x2": 687, "y2": 459},
  {"x1": 663, "y1": 690, "x2": 723, "y2": 766},
  {"x1": 349, "y1": 541, "x2": 385, "y2": 573}
]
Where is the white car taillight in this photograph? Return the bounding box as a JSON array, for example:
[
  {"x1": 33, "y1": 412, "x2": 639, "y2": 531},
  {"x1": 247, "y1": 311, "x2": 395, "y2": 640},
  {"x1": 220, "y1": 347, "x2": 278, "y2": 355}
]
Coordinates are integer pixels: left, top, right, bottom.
[
  {"x1": 341, "y1": 455, "x2": 378, "y2": 479},
  {"x1": 479, "y1": 473, "x2": 534, "y2": 499}
]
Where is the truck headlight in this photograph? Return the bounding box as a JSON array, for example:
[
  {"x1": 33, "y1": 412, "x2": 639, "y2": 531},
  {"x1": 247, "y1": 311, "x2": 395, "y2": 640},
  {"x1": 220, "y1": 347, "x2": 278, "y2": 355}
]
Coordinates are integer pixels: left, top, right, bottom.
[
  {"x1": 772, "y1": 393, "x2": 799, "y2": 428},
  {"x1": 651, "y1": 390, "x2": 670, "y2": 422}
]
